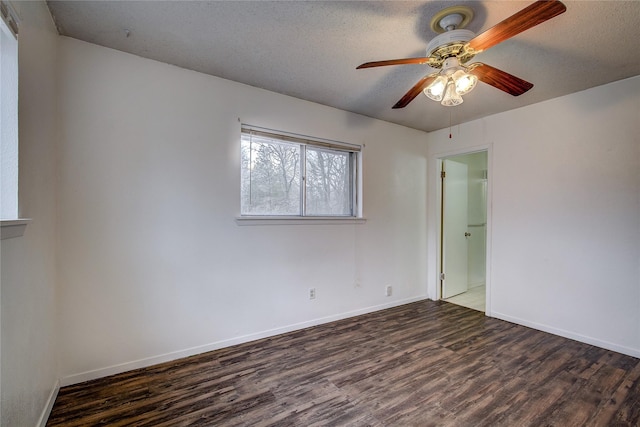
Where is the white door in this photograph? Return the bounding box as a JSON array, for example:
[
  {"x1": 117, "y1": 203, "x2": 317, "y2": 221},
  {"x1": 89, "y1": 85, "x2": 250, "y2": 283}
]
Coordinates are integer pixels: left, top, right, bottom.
[{"x1": 442, "y1": 159, "x2": 469, "y2": 299}]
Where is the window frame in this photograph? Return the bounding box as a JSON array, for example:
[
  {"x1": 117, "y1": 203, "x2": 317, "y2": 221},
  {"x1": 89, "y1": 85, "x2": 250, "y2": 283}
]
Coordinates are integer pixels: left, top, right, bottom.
[
  {"x1": 0, "y1": 1, "x2": 29, "y2": 239},
  {"x1": 238, "y1": 125, "x2": 364, "y2": 223}
]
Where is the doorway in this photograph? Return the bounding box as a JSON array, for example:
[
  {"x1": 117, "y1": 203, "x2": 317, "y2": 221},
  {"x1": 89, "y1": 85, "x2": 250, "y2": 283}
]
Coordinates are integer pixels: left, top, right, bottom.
[{"x1": 440, "y1": 151, "x2": 487, "y2": 312}]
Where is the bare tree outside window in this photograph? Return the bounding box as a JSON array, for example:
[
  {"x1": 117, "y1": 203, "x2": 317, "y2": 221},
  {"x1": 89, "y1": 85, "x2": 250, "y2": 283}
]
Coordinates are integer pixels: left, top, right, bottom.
[
  {"x1": 241, "y1": 136, "x2": 300, "y2": 215},
  {"x1": 306, "y1": 148, "x2": 350, "y2": 216},
  {"x1": 240, "y1": 127, "x2": 359, "y2": 217}
]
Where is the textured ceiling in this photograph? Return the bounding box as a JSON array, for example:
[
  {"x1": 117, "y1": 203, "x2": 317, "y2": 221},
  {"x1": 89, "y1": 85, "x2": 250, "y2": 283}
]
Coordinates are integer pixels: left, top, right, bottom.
[{"x1": 46, "y1": 1, "x2": 640, "y2": 132}]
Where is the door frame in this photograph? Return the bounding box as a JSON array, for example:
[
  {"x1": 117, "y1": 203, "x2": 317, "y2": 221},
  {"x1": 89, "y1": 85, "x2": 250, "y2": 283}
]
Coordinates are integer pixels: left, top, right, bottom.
[{"x1": 433, "y1": 145, "x2": 492, "y2": 315}]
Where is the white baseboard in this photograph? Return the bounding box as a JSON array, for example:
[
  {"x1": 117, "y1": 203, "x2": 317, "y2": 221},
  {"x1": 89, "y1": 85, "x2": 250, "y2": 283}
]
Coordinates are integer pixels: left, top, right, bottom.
[
  {"x1": 37, "y1": 379, "x2": 60, "y2": 427},
  {"x1": 60, "y1": 295, "x2": 427, "y2": 387},
  {"x1": 491, "y1": 311, "x2": 640, "y2": 359}
]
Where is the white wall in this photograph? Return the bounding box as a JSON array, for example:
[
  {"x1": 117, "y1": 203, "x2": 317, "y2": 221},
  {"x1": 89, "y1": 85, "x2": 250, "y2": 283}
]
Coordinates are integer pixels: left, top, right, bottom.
[
  {"x1": 427, "y1": 76, "x2": 640, "y2": 357},
  {"x1": 56, "y1": 37, "x2": 429, "y2": 383},
  {"x1": 0, "y1": 1, "x2": 59, "y2": 425}
]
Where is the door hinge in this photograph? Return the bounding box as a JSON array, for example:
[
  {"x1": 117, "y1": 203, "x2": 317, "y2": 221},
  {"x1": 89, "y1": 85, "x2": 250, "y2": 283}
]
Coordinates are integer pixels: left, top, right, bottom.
[
  {"x1": 441, "y1": 171, "x2": 446, "y2": 179},
  {"x1": 440, "y1": 272, "x2": 445, "y2": 281}
]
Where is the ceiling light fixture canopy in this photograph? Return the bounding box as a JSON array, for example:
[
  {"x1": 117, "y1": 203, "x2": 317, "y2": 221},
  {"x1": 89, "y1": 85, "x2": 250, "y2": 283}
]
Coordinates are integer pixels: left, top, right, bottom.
[{"x1": 423, "y1": 57, "x2": 477, "y2": 107}]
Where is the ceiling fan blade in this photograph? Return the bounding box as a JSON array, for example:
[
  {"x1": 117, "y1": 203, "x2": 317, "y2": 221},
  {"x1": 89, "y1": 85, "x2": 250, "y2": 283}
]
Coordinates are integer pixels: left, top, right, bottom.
[
  {"x1": 468, "y1": 63, "x2": 533, "y2": 96},
  {"x1": 392, "y1": 74, "x2": 438, "y2": 109},
  {"x1": 357, "y1": 57, "x2": 437, "y2": 69},
  {"x1": 467, "y1": 0, "x2": 566, "y2": 53}
]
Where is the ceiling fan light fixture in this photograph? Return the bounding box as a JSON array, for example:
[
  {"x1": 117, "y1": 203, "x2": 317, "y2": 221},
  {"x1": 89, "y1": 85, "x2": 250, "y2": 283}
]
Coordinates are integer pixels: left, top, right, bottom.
[
  {"x1": 423, "y1": 75, "x2": 447, "y2": 101},
  {"x1": 424, "y1": 58, "x2": 476, "y2": 106},
  {"x1": 452, "y1": 69, "x2": 477, "y2": 96},
  {"x1": 441, "y1": 80, "x2": 463, "y2": 107}
]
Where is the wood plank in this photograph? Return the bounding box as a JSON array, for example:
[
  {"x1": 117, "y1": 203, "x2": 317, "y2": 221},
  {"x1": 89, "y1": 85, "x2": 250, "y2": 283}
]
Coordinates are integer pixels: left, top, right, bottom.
[{"x1": 47, "y1": 300, "x2": 640, "y2": 426}]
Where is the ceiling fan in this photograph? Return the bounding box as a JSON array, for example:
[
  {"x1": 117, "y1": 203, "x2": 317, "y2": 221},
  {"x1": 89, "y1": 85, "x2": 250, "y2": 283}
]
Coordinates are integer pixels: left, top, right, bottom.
[{"x1": 357, "y1": 0, "x2": 566, "y2": 108}]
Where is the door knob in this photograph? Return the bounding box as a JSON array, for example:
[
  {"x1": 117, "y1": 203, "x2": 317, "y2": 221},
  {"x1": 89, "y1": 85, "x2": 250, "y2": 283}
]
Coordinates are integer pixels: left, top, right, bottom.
[{"x1": 464, "y1": 232, "x2": 471, "y2": 237}]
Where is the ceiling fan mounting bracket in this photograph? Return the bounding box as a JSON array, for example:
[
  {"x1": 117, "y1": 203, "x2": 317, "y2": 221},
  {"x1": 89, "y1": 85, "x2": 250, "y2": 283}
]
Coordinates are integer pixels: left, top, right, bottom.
[{"x1": 430, "y1": 6, "x2": 474, "y2": 34}]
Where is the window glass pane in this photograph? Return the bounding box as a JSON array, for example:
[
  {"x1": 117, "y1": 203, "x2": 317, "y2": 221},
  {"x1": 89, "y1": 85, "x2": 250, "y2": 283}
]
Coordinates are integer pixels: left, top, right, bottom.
[
  {"x1": 241, "y1": 134, "x2": 300, "y2": 215},
  {"x1": 305, "y1": 147, "x2": 351, "y2": 216},
  {"x1": 1, "y1": 17, "x2": 19, "y2": 219}
]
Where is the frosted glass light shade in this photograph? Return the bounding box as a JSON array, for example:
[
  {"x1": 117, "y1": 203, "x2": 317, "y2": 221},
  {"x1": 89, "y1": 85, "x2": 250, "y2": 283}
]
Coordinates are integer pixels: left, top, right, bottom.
[
  {"x1": 441, "y1": 81, "x2": 463, "y2": 106},
  {"x1": 452, "y1": 70, "x2": 477, "y2": 96},
  {"x1": 423, "y1": 75, "x2": 447, "y2": 101}
]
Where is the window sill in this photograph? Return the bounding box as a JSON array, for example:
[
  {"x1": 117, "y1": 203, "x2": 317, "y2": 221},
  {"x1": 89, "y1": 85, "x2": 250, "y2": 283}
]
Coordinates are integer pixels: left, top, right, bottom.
[
  {"x1": 236, "y1": 216, "x2": 367, "y2": 226},
  {"x1": 1, "y1": 219, "x2": 31, "y2": 240}
]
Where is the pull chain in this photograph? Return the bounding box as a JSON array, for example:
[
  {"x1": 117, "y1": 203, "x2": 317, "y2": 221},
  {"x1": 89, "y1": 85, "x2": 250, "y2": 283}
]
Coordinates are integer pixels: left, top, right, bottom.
[{"x1": 449, "y1": 109, "x2": 452, "y2": 139}]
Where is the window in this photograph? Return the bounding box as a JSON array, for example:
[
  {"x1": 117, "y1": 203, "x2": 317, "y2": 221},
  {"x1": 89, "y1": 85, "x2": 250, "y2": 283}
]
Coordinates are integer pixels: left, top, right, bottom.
[
  {"x1": 241, "y1": 126, "x2": 361, "y2": 217},
  {"x1": 1, "y1": 1, "x2": 19, "y2": 220},
  {"x1": 0, "y1": 1, "x2": 27, "y2": 240}
]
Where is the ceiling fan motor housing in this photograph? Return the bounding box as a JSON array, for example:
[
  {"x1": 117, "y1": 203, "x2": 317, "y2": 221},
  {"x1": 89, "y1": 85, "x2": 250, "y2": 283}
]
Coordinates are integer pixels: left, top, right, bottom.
[{"x1": 426, "y1": 29, "x2": 476, "y2": 67}]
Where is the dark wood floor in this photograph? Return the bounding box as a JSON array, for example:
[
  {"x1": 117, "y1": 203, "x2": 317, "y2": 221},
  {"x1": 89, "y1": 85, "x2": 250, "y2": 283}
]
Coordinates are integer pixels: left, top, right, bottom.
[{"x1": 47, "y1": 300, "x2": 640, "y2": 426}]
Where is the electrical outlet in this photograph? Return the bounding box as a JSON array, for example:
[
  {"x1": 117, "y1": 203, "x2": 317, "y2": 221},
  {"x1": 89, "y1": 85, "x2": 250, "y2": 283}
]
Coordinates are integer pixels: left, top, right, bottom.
[
  {"x1": 309, "y1": 288, "x2": 316, "y2": 300},
  {"x1": 385, "y1": 285, "x2": 392, "y2": 297}
]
